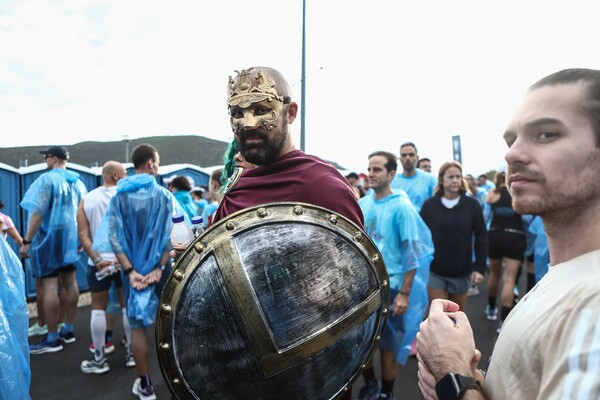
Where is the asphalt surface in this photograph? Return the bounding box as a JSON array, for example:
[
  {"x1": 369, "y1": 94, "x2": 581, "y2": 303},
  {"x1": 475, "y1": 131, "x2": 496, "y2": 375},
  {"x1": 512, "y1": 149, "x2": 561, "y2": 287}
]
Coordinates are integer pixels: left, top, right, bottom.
[{"x1": 28, "y1": 272, "x2": 518, "y2": 400}]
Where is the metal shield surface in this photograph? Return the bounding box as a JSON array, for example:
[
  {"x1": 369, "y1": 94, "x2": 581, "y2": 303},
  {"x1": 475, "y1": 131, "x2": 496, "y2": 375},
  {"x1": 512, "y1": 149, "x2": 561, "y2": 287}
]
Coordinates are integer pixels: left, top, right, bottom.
[{"x1": 157, "y1": 202, "x2": 390, "y2": 400}]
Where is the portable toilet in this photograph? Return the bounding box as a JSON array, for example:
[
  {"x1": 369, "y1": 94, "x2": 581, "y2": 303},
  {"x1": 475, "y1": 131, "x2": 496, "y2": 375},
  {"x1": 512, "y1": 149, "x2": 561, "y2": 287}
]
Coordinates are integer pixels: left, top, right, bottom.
[
  {"x1": 201, "y1": 165, "x2": 224, "y2": 177},
  {"x1": 122, "y1": 162, "x2": 135, "y2": 177},
  {"x1": 159, "y1": 163, "x2": 210, "y2": 189}
]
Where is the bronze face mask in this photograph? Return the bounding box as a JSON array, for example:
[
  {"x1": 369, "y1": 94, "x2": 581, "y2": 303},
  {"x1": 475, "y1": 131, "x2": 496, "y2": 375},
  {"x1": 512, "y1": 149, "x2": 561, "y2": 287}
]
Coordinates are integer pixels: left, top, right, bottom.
[{"x1": 227, "y1": 68, "x2": 289, "y2": 132}]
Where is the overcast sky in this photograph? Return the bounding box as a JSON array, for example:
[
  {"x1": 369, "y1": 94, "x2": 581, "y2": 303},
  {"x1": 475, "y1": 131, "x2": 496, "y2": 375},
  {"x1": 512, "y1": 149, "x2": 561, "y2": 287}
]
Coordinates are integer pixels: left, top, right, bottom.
[{"x1": 2, "y1": 0, "x2": 599, "y2": 175}]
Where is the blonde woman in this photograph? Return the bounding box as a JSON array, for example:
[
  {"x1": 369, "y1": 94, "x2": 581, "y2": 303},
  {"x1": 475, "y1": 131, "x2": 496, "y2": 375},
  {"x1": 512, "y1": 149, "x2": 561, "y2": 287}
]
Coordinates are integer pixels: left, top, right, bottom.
[{"x1": 420, "y1": 161, "x2": 488, "y2": 311}]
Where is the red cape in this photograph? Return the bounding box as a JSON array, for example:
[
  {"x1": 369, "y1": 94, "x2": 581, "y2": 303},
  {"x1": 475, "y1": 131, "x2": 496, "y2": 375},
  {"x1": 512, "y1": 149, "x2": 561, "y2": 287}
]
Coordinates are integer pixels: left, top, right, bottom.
[{"x1": 214, "y1": 150, "x2": 364, "y2": 227}]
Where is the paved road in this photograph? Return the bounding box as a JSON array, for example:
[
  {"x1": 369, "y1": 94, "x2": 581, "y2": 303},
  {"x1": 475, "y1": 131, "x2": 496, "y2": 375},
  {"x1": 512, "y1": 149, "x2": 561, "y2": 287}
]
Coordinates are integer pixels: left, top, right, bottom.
[{"x1": 29, "y1": 273, "x2": 517, "y2": 399}]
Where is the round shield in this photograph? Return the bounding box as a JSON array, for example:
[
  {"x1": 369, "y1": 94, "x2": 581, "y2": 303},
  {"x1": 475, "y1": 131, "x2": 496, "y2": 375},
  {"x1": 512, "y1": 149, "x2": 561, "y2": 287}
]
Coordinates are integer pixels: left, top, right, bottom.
[{"x1": 156, "y1": 202, "x2": 390, "y2": 400}]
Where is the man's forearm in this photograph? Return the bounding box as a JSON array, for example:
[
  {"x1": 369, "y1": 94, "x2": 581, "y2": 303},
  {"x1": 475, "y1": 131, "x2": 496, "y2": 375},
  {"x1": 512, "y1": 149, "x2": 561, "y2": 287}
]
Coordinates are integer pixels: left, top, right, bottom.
[
  {"x1": 116, "y1": 253, "x2": 132, "y2": 270},
  {"x1": 24, "y1": 213, "x2": 43, "y2": 241},
  {"x1": 77, "y1": 201, "x2": 100, "y2": 260},
  {"x1": 80, "y1": 235, "x2": 99, "y2": 260},
  {"x1": 400, "y1": 269, "x2": 416, "y2": 294}
]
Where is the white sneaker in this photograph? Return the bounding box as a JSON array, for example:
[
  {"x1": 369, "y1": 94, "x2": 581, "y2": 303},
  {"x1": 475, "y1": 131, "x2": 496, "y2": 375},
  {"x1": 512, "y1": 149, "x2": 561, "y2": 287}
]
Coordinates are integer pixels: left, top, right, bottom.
[
  {"x1": 485, "y1": 305, "x2": 498, "y2": 321},
  {"x1": 80, "y1": 357, "x2": 110, "y2": 374},
  {"x1": 126, "y1": 352, "x2": 136, "y2": 368},
  {"x1": 132, "y1": 378, "x2": 156, "y2": 400},
  {"x1": 467, "y1": 285, "x2": 479, "y2": 297}
]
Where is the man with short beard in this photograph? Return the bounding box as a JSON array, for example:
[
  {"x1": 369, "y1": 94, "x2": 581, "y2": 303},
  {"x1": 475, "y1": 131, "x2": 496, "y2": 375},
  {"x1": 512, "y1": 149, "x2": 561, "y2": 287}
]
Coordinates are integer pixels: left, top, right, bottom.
[
  {"x1": 390, "y1": 142, "x2": 437, "y2": 212},
  {"x1": 358, "y1": 151, "x2": 433, "y2": 400},
  {"x1": 213, "y1": 66, "x2": 363, "y2": 400},
  {"x1": 213, "y1": 67, "x2": 363, "y2": 227},
  {"x1": 416, "y1": 69, "x2": 600, "y2": 400}
]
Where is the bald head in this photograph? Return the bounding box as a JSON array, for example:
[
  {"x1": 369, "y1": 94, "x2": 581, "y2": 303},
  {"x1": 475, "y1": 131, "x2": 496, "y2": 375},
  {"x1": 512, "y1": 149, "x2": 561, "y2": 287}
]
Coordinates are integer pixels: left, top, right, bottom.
[
  {"x1": 227, "y1": 66, "x2": 292, "y2": 108},
  {"x1": 253, "y1": 66, "x2": 292, "y2": 99},
  {"x1": 102, "y1": 161, "x2": 127, "y2": 186}
]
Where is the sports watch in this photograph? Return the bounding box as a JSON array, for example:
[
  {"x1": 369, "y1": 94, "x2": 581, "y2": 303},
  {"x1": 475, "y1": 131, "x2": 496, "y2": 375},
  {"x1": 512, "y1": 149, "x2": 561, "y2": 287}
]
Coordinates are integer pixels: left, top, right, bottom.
[{"x1": 435, "y1": 372, "x2": 482, "y2": 400}]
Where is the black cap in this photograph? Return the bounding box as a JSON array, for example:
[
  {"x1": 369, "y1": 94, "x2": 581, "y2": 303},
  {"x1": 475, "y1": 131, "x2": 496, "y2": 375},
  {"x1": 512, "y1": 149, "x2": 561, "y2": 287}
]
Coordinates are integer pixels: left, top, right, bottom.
[{"x1": 39, "y1": 146, "x2": 70, "y2": 161}]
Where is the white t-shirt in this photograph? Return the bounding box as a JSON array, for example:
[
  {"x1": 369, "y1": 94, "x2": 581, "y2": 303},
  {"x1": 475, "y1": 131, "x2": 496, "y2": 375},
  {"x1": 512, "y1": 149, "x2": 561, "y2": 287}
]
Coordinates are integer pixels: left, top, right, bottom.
[
  {"x1": 484, "y1": 250, "x2": 600, "y2": 399},
  {"x1": 441, "y1": 196, "x2": 460, "y2": 209},
  {"x1": 83, "y1": 186, "x2": 117, "y2": 265}
]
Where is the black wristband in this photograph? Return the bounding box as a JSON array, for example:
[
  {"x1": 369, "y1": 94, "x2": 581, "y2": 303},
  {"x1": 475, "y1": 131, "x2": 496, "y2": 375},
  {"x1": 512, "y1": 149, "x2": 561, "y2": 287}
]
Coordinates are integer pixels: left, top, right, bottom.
[
  {"x1": 124, "y1": 267, "x2": 134, "y2": 276},
  {"x1": 23, "y1": 239, "x2": 32, "y2": 245}
]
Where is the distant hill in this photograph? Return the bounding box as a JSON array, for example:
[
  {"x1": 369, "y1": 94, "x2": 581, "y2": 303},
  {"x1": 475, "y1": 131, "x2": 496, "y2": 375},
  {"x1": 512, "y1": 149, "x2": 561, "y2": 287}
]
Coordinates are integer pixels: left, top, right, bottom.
[
  {"x1": 0, "y1": 135, "x2": 230, "y2": 169},
  {"x1": 0, "y1": 134, "x2": 350, "y2": 172}
]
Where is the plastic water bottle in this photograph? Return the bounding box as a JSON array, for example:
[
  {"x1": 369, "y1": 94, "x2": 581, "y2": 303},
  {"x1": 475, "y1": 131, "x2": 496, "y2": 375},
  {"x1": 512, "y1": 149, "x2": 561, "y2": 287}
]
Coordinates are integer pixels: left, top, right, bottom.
[
  {"x1": 95, "y1": 265, "x2": 117, "y2": 281},
  {"x1": 191, "y1": 216, "x2": 205, "y2": 237},
  {"x1": 170, "y1": 214, "x2": 195, "y2": 251}
]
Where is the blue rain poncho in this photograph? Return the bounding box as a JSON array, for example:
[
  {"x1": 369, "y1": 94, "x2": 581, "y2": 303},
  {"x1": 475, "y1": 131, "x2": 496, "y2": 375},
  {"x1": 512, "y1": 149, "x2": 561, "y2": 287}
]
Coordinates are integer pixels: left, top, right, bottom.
[
  {"x1": 20, "y1": 169, "x2": 87, "y2": 277},
  {"x1": 0, "y1": 236, "x2": 31, "y2": 400},
  {"x1": 94, "y1": 174, "x2": 176, "y2": 327},
  {"x1": 521, "y1": 214, "x2": 536, "y2": 259},
  {"x1": 528, "y1": 216, "x2": 550, "y2": 282},
  {"x1": 173, "y1": 190, "x2": 199, "y2": 220},
  {"x1": 201, "y1": 202, "x2": 219, "y2": 227},
  {"x1": 468, "y1": 189, "x2": 487, "y2": 209},
  {"x1": 359, "y1": 192, "x2": 434, "y2": 365},
  {"x1": 194, "y1": 198, "x2": 208, "y2": 216},
  {"x1": 390, "y1": 169, "x2": 437, "y2": 211}
]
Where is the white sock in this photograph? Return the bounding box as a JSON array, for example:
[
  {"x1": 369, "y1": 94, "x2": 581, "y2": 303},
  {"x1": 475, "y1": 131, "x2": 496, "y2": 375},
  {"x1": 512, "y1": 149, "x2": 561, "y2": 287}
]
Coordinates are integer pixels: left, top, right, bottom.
[
  {"x1": 122, "y1": 307, "x2": 132, "y2": 351},
  {"x1": 90, "y1": 309, "x2": 106, "y2": 360}
]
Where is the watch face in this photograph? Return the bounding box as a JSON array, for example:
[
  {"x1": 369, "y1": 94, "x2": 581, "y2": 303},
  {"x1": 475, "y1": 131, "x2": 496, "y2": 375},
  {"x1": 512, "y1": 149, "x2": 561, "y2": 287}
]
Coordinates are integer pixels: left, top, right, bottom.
[
  {"x1": 436, "y1": 373, "x2": 461, "y2": 400},
  {"x1": 436, "y1": 373, "x2": 480, "y2": 400}
]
